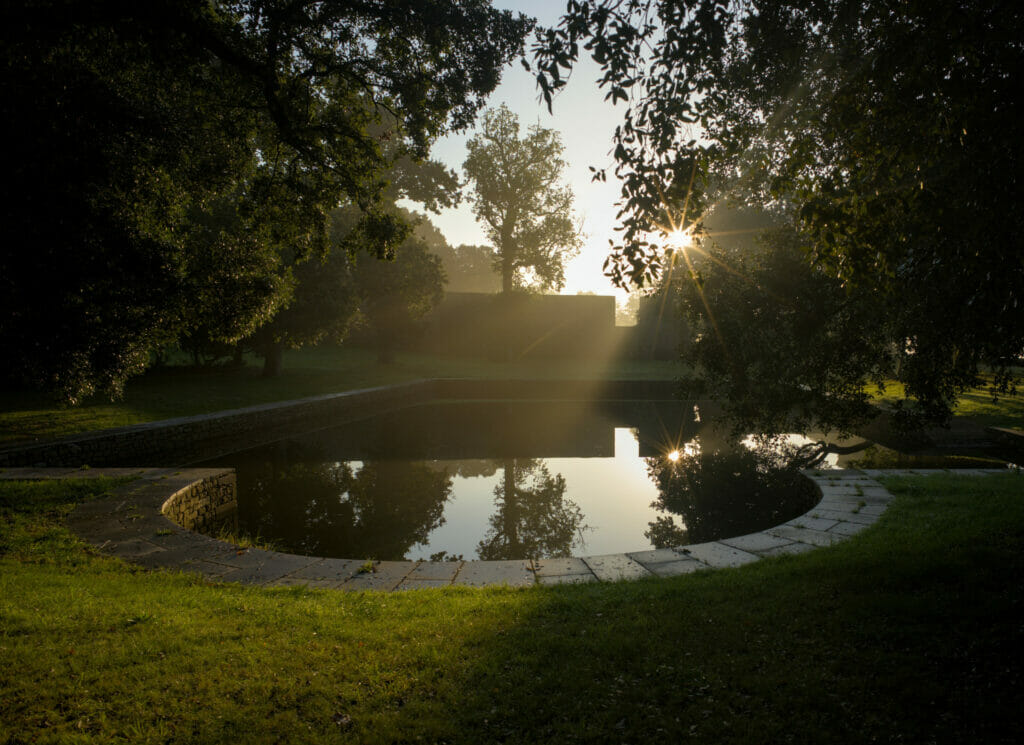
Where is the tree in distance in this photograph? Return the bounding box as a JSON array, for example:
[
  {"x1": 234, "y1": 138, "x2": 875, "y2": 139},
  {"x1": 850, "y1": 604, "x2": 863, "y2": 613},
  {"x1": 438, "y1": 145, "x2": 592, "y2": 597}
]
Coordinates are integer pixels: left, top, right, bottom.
[
  {"x1": 462, "y1": 104, "x2": 583, "y2": 294},
  {"x1": 247, "y1": 203, "x2": 447, "y2": 374},
  {"x1": 399, "y1": 212, "x2": 501, "y2": 294},
  {"x1": 433, "y1": 243, "x2": 503, "y2": 294},
  {"x1": 533, "y1": 0, "x2": 1023, "y2": 431},
  {"x1": 348, "y1": 218, "x2": 447, "y2": 365}
]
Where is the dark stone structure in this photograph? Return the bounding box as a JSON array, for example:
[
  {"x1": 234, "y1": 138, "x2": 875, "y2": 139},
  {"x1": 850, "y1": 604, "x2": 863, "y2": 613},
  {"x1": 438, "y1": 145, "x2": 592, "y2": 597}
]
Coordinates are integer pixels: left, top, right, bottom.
[{"x1": 0, "y1": 379, "x2": 681, "y2": 468}]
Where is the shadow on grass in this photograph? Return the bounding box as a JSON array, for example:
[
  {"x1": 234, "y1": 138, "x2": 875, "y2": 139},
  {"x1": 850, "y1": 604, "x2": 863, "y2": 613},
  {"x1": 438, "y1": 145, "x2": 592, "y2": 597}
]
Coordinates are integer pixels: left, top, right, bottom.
[{"x1": 439, "y1": 475, "x2": 1024, "y2": 744}]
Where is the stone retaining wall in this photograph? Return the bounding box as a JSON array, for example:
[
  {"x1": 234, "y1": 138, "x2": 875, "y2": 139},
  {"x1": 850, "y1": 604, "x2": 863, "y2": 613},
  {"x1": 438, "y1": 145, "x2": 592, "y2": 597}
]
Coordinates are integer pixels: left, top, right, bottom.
[
  {"x1": 0, "y1": 378, "x2": 681, "y2": 469},
  {"x1": 0, "y1": 381, "x2": 430, "y2": 468},
  {"x1": 161, "y1": 470, "x2": 238, "y2": 534}
]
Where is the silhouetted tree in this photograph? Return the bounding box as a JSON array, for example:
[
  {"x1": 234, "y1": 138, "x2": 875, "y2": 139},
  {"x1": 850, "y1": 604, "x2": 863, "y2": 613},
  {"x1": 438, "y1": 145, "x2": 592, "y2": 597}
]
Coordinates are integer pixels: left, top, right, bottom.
[
  {"x1": 462, "y1": 105, "x2": 583, "y2": 294},
  {"x1": 238, "y1": 449, "x2": 453, "y2": 561},
  {"x1": 645, "y1": 438, "x2": 819, "y2": 547},
  {"x1": 445, "y1": 245, "x2": 503, "y2": 294},
  {"x1": 477, "y1": 458, "x2": 587, "y2": 560},
  {"x1": 350, "y1": 233, "x2": 446, "y2": 364}
]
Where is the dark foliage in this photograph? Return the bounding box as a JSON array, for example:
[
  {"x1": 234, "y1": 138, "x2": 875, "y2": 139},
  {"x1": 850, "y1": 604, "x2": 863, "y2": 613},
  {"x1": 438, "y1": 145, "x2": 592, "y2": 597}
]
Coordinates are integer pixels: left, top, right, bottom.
[
  {"x1": 534, "y1": 0, "x2": 1024, "y2": 429},
  {"x1": 0, "y1": 0, "x2": 529, "y2": 400}
]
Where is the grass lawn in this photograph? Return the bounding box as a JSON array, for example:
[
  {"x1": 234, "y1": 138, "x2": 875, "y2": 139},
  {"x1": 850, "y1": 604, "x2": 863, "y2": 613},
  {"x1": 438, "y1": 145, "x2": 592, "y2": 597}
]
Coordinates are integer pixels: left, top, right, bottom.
[
  {"x1": 2, "y1": 471, "x2": 1022, "y2": 743},
  {"x1": 0, "y1": 347, "x2": 685, "y2": 446},
  {"x1": 871, "y1": 373, "x2": 1024, "y2": 430}
]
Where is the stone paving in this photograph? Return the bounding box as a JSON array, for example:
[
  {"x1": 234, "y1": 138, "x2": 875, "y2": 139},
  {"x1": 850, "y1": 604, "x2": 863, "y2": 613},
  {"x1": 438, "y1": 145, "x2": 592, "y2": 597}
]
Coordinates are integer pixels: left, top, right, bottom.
[{"x1": 0, "y1": 465, "x2": 1010, "y2": 591}]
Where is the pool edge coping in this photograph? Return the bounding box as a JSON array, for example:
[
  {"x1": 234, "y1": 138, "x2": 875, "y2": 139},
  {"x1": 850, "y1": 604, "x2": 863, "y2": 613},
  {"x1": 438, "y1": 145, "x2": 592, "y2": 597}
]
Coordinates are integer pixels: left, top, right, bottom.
[{"x1": 7, "y1": 465, "x2": 1011, "y2": 590}]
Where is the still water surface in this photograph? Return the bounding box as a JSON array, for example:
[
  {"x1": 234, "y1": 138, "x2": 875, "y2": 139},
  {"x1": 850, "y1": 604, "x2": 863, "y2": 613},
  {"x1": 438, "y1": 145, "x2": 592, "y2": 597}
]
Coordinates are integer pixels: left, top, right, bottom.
[{"x1": 199, "y1": 400, "x2": 838, "y2": 561}]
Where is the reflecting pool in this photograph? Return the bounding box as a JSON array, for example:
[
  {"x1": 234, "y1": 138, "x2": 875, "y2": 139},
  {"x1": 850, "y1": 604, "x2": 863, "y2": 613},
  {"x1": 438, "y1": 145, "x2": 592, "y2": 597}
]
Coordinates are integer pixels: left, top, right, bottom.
[{"x1": 198, "y1": 400, "x2": 853, "y2": 561}]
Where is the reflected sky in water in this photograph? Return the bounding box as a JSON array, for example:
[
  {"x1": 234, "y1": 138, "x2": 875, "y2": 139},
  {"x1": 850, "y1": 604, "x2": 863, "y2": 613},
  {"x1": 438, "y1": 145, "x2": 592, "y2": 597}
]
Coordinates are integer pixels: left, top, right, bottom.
[
  {"x1": 415, "y1": 427, "x2": 660, "y2": 560},
  {"x1": 196, "y1": 400, "x2": 852, "y2": 561}
]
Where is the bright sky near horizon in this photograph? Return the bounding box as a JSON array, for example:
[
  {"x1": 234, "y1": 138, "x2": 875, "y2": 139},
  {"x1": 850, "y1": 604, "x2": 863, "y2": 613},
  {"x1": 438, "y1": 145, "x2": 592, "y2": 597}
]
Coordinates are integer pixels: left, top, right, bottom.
[{"x1": 422, "y1": 0, "x2": 631, "y2": 300}]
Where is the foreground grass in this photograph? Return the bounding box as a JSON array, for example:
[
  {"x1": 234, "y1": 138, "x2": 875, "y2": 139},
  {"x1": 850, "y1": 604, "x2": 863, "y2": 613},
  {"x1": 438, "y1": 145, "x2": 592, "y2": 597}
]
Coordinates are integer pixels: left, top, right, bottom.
[
  {"x1": 2, "y1": 472, "x2": 1022, "y2": 743},
  {"x1": 0, "y1": 347, "x2": 684, "y2": 446}
]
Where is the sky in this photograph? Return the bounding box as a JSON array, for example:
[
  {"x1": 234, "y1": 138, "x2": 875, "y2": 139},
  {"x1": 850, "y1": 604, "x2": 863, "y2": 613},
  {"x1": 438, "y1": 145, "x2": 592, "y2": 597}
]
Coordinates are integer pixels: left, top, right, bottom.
[{"x1": 419, "y1": 0, "x2": 632, "y2": 300}]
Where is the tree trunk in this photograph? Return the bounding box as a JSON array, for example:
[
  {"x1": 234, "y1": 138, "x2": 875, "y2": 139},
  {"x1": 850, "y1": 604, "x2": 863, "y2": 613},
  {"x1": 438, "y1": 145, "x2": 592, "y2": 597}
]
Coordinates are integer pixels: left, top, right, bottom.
[
  {"x1": 502, "y1": 458, "x2": 519, "y2": 556},
  {"x1": 501, "y1": 255, "x2": 514, "y2": 294},
  {"x1": 262, "y1": 342, "x2": 284, "y2": 377},
  {"x1": 498, "y1": 247, "x2": 515, "y2": 361}
]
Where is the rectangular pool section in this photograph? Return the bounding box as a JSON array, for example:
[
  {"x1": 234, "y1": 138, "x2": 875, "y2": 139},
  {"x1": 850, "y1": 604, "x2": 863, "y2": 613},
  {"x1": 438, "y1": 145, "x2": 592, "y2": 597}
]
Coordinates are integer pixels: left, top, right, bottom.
[{"x1": 197, "y1": 399, "x2": 835, "y2": 561}]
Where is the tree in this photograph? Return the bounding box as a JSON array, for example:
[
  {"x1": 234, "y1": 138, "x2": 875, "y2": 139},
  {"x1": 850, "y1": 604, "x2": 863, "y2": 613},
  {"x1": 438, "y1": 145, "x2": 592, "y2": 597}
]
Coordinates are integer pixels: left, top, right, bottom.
[
  {"x1": 533, "y1": 0, "x2": 1024, "y2": 429},
  {"x1": 441, "y1": 245, "x2": 503, "y2": 294},
  {"x1": 348, "y1": 216, "x2": 447, "y2": 364},
  {"x1": 477, "y1": 458, "x2": 587, "y2": 560},
  {"x1": 0, "y1": 0, "x2": 530, "y2": 401},
  {"x1": 238, "y1": 454, "x2": 453, "y2": 561},
  {"x1": 462, "y1": 104, "x2": 583, "y2": 293},
  {"x1": 245, "y1": 240, "x2": 361, "y2": 378},
  {"x1": 645, "y1": 437, "x2": 819, "y2": 547},
  {"x1": 396, "y1": 211, "x2": 501, "y2": 293},
  {"x1": 674, "y1": 223, "x2": 892, "y2": 434}
]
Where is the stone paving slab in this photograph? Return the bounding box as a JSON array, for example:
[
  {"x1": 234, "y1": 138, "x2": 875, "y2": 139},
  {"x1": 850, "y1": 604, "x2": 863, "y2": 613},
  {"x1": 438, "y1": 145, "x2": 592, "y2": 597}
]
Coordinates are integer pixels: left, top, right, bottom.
[
  {"x1": 857, "y1": 504, "x2": 888, "y2": 516},
  {"x1": 396, "y1": 578, "x2": 455, "y2": 590},
  {"x1": 533, "y1": 557, "x2": 594, "y2": 578},
  {"x1": 681, "y1": 541, "x2": 761, "y2": 568},
  {"x1": 627, "y1": 548, "x2": 686, "y2": 565},
  {"x1": 407, "y1": 560, "x2": 463, "y2": 581},
  {"x1": 341, "y1": 561, "x2": 416, "y2": 591},
  {"x1": 285, "y1": 558, "x2": 363, "y2": 584},
  {"x1": 766, "y1": 525, "x2": 843, "y2": 547},
  {"x1": 829, "y1": 521, "x2": 870, "y2": 536},
  {"x1": 106, "y1": 537, "x2": 165, "y2": 559},
  {"x1": 452, "y1": 560, "x2": 534, "y2": 587},
  {"x1": 758, "y1": 541, "x2": 817, "y2": 557},
  {"x1": 582, "y1": 553, "x2": 652, "y2": 582},
  {"x1": 646, "y1": 558, "x2": 703, "y2": 577},
  {"x1": 785, "y1": 516, "x2": 840, "y2": 532},
  {"x1": 719, "y1": 532, "x2": 795, "y2": 554},
  {"x1": 218, "y1": 553, "x2": 321, "y2": 586},
  {"x1": 807, "y1": 507, "x2": 877, "y2": 524}
]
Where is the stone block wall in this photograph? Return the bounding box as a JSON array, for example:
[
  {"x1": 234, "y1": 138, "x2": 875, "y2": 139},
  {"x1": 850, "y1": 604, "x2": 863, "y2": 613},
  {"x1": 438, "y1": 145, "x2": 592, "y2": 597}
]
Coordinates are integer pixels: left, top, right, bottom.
[
  {"x1": 0, "y1": 378, "x2": 682, "y2": 468},
  {"x1": 0, "y1": 380, "x2": 434, "y2": 468},
  {"x1": 161, "y1": 470, "x2": 237, "y2": 534}
]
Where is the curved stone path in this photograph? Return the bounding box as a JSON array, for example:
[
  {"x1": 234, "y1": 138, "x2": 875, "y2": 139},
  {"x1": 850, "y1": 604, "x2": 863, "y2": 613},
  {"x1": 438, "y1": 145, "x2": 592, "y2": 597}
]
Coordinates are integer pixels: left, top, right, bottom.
[{"x1": 1, "y1": 466, "x2": 1005, "y2": 590}]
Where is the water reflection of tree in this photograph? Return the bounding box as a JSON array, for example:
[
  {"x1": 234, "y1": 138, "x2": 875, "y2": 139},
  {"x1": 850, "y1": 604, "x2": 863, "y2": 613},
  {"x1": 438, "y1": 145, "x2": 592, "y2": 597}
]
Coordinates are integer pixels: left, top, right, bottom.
[
  {"x1": 477, "y1": 458, "x2": 588, "y2": 560},
  {"x1": 645, "y1": 438, "x2": 819, "y2": 547},
  {"x1": 241, "y1": 458, "x2": 452, "y2": 561}
]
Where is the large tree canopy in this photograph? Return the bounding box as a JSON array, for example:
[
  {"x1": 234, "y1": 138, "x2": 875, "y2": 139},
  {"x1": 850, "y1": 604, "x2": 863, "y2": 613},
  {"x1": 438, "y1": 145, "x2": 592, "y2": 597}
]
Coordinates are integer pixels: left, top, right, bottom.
[
  {"x1": 0, "y1": 0, "x2": 529, "y2": 401},
  {"x1": 535, "y1": 0, "x2": 1024, "y2": 429},
  {"x1": 462, "y1": 104, "x2": 583, "y2": 293}
]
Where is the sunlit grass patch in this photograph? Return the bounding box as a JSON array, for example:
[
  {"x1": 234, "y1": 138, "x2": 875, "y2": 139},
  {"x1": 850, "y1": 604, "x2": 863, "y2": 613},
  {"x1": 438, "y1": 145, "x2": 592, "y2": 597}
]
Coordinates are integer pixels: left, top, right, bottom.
[{"x1": 870, "y1": 373, "x2": 1023, "y2": 429}]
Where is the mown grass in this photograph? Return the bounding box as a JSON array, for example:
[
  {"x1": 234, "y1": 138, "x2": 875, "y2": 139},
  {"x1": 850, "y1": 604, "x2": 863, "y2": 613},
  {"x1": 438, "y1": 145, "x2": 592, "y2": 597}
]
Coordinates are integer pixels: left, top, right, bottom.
[
  {"x1": 872, "y1": 372, "x2": 1024, "y2": 429},
  {"x1": 0, "y1": 346, "x2": 684, "y2": 446},
  {"x1": 2, "y1": 472, "x2": 1022, "y2": 744}
]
